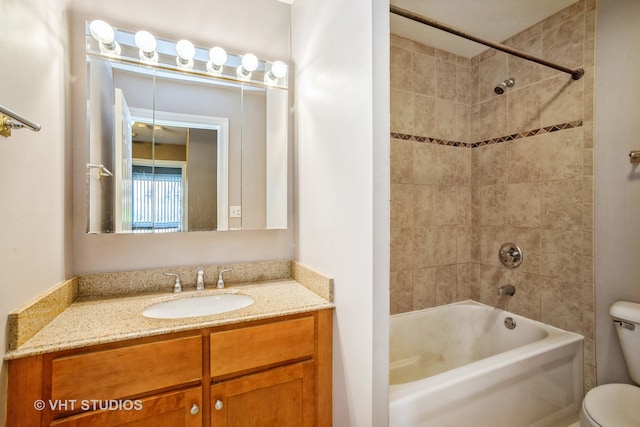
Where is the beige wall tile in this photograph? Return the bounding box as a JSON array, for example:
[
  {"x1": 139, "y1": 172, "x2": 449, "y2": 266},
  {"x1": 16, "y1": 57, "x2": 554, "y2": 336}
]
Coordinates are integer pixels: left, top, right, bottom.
[
  {"x1": 540, "y1": 127, "x2": 583, "y2": 180},
  {"x1": 435, "y1": 99, "x2": 458, "y2": 141},
  {"x1": 476, "y1": 184, "x2": 507, "y2": 226},
  {"x1": 390, "y1": 88, "x2": 414, "y2": 134},
  {"x1": 456, "y1": 263, "x2": 473, "y2": 300},
  {"x1": 507, "y1": 84, "x2": 541, "y2": 134},
  {"x1": 506, "y1": 182, "x2": 541, "y2": 227},
  {"x1": 507, "y1": 136, "x2": 541, "y2": 183},
  {"x1": 435, "y1": 265, "x2": 458, "y2": 305},
  {"x1": 390, "y1": 270, "x2": 413, "y2": 315},
  {"x1": 391, "y1": 183, "x2": 414, "y2": 228},
  {"x1": 438, "y1": 145, "x2": 471, "y2": 185},
  {"x1": 473, "y1": 143, "x2": 508, "y2": 185},
  {"x1": 413, "y1": 142, "x2": 438, "y2": 184},
  {"x1": 456, "y1": 63, "x2": 472, "y2": 105},
  {"x1": 413, "y1": 226, "x2": 438, "y2": 269},
  {"x1": 435, "y1": 226, "x2": 458, "y2": 265},
  {"x1": 539, "y1": 75, "x2": 584, "y2": 127},
  {"x1": 541, "y1": 277, "x2": 585, "y2": 334},
  {"x1": 391, "y1": 46, "x2": 413, "y2": 91},
  {"x1": 475, "y1": 97, "x2": 508, "y2": 141},
  {"x1": 456, "y1": 225, "x2": 472, "y2": 263},
  {"x1": 478, "y1": 225, "x2": 507, "y2": 268},
  {"x1": 540, "y1": 229, "x2": 582, "y2": 283},
  {"x1": 540, "y1": 179, "x2": 583, "y2": 229},
  {"x1": 391, "y1": 224, "x2": 413, "y2": 272},
  {"x1": 542, "y1": 14, "x2": 585, "y2": 71},
  {"x1": 506, "y1": 33, "x2": 543, "y2": 89},
  {"x1": 413, "y1": 93, "x2": 437, "y2": 137},
  {"x1": 413, "y1": 52, "x2": 437, "y2": 96},
  {"x1": 413, "y1": 268, "x2": 437, "y2": 309},
  {"x1": 436, "y1": 58, "x2": 457, "y2": 102},
  {"x1": 391, "y1": 138, "x2": 414, "y2": 184}
]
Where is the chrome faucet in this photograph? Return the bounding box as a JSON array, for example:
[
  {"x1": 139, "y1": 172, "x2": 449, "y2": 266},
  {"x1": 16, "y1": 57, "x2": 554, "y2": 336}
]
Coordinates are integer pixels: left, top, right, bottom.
[
  {"x1": 164, "y1": 272, "x2": 182, "y2": 293},
  {"x1": 497, "y1": 285, "x2": 516, "y2": 296},
  {"x1": 196, "y1": 268, "x2": 205, "y2": 291},
  {"x1": 217, "y1": 268, "x2": 232, "y2": 289}
]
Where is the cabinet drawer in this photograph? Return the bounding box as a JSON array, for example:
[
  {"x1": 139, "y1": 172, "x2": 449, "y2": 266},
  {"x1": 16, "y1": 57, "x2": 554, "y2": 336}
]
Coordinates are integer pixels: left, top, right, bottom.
[
  {"x1": 52, "y1": 335, "x2": 202, "y2": 402},
  {"x1": 210, "y1": 316, "x2": 315, "y2": 378}
]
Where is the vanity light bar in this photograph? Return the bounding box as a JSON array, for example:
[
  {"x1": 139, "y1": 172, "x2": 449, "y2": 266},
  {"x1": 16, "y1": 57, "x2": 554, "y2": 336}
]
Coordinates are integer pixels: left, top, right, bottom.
[{"x1": 86, "y1": 20, "x2": 288, "y2": 89}]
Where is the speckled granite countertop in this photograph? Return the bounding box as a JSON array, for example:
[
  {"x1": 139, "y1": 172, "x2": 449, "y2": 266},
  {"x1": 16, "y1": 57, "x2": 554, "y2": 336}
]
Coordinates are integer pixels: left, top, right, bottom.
[{"x1": 5, "y1": 279, "x2": 334, "y2": 360}]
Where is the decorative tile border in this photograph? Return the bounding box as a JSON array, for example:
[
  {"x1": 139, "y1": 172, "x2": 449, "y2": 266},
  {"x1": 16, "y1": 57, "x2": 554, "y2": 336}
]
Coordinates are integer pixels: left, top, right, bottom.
[
  {"x1": 389, "y1": 133, "x2": 473, "y2": 148},
  {"x1": 391, "y1": 120, "x2": 583, "y2": 148}
]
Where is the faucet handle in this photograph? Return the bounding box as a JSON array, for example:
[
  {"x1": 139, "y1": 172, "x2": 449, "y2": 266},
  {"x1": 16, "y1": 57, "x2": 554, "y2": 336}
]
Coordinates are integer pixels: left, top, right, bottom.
[
  {"x1": 164, "y1": 272, "x2": 182, "y2": 293},
  {"x1": 216, "y1": 268, "x2": 232, "y2": 289}
]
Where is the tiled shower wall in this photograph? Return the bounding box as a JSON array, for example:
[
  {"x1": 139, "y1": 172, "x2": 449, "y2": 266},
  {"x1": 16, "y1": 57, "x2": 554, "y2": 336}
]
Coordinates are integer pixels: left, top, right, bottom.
[{"x1": 390, "y1": 0, "x2": 596, "y2": 390}]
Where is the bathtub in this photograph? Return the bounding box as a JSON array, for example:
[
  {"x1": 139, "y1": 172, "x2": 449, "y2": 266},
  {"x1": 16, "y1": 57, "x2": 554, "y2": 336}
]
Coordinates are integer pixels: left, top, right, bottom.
[{"x1": 389, "y1": 300, "x2": 583, "y2": 427}]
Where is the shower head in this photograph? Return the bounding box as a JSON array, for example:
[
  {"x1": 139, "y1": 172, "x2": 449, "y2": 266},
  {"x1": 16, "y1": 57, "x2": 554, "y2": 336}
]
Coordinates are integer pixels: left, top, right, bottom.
[{"x1": 494, "y1": 78, "x2": 515, "y2": 95}]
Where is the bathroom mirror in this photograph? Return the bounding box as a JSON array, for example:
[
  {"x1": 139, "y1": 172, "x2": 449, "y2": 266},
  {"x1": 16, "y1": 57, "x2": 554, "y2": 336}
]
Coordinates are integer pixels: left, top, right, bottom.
[{"x1": 85, "y1": 25, "x2": 288, "y2": 233}]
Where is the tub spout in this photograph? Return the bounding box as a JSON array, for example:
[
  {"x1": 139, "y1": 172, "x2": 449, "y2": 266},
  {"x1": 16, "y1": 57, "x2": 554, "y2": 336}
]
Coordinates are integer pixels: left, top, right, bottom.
[{"x1": 498, "y1": 285, "x2": 516, "y2": 296}]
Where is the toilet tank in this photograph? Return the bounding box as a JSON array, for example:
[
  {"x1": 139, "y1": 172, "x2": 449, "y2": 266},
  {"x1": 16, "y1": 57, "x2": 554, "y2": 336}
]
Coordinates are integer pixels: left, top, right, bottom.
[{"x1": 611, "y1": 301, "x2": 640, "y2": 384}]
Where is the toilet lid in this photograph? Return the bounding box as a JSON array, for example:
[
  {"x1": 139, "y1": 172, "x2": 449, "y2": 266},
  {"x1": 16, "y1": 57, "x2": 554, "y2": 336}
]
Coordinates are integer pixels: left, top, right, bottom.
[{"x1": 584, "y1": 384, "x2": 640, "y2": 426}]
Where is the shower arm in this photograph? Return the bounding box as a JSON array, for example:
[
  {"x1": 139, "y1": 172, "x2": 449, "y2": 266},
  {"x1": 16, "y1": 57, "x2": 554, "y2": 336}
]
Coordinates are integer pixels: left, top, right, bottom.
[{"x1": 390, "y1": 5, "x2": 584, "y2": 81}]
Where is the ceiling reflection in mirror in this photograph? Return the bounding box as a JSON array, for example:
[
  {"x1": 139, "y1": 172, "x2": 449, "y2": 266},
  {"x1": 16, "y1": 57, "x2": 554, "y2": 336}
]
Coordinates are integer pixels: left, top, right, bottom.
[{"x1": 85, "y1": 21, "x2": 288, "y2": 234}]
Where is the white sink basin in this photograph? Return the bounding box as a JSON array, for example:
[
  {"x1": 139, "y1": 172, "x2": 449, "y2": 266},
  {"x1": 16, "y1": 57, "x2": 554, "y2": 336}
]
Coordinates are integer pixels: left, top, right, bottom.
[{"x1": 142, "y1": 293, "x2": 254, "y2": 319}]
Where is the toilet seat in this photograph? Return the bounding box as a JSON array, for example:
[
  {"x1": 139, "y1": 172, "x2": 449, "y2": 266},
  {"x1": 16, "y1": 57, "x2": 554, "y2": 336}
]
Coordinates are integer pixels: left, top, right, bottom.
[{"x1": 582, "y1": 384, "x2": 640, "y2": 426}]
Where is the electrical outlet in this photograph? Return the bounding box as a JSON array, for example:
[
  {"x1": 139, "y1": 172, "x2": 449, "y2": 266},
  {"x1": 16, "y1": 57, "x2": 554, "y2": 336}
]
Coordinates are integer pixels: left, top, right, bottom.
[{"x1": 230, "y1": 206, "x2": 242, "y2": 218}]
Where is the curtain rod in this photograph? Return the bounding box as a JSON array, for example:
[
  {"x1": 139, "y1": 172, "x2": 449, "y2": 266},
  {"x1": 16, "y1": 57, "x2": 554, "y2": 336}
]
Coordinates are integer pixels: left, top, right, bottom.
[{"x1": 390, "y1": 5, "x2": 584, "y2": 81}]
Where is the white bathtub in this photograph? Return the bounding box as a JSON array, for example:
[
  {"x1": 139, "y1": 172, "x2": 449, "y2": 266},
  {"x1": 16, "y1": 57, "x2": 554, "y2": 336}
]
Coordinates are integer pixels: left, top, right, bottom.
[{"x1": 389, "y1": 300, "x2": 583, "y2": 427}]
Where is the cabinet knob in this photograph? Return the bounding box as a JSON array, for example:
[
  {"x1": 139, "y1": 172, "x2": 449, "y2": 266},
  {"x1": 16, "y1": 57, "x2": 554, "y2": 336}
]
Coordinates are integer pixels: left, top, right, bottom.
[
  {"x1": 190, "y1": 404, "x2": 200, "y2": 416},
  {"x1": 215, "y1": 400, "x2": 224, "y2": 411}
]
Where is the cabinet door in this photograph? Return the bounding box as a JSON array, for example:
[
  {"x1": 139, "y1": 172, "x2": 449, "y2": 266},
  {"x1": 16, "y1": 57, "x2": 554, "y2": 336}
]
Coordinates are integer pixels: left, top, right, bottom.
[
  {"x1": 49, "y1": 387, "x2": 202, "y2": 427},
  {"x1": 210, "y1": 361, "x2": 315, "y2": 427}
]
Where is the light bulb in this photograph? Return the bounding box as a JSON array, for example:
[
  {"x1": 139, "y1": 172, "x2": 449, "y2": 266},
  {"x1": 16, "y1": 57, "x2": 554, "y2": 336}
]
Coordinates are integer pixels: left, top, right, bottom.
[
  {"x1": 237, "y1": 53, "x2": 258, "y2": 79},
  {"x1": 209, "y1": 47, "x2": 227, "y2": 66},
  {"x1": 176, "y1": 39, "x2": 195, "y2": 69},
  {"x1": 207, "y1": 47, "x2": 227, "y2": 74},
  {"x1": 89, "y1": 20, "x2": 120, "y2": 55},
  {"x1": 241, "y1": 53, "x2": 258, "y2": 72},
  {"x1": 270, "y1": 61, "x2": 287, "y2": 78},
  {"x1": 134, "y1": 30, "x2": 157, "y2": 63},
  {"x1": 89, "y1": 20, "x2": 114, "y2": 44},
  {"x1": 265, "y1": 61, "x2": 288, "y2": 85}
]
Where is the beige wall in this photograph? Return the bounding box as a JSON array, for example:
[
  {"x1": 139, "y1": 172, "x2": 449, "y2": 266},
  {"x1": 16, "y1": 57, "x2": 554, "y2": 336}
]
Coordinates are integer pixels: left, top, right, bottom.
[
  {"x1": 0, "y1": 0, "x2": 72, "y2": 424},
  {"x1": 595, "y1": 0, "x2": 640, "y2": 385},
  {"x1": 391, "y1": 0, "x2": 596, "y2": 391},
  {"x1": 292, "y1": 0, "x2": 390, "y2": 423}
]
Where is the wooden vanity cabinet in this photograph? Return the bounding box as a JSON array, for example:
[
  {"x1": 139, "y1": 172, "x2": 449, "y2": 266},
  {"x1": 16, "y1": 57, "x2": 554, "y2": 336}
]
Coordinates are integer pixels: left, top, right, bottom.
[
  {"x1": 6, "y1": 309, "x2": 333, "y2": 427},
  {"x1": 209, "y1": 316, "x2": 321, "y2": 426}
]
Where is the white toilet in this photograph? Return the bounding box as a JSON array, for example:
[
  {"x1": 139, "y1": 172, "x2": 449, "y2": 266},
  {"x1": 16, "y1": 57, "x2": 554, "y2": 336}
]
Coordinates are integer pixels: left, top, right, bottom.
[{"x1": 580, "y1": 301, "x2": 640, "y2": 426}]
